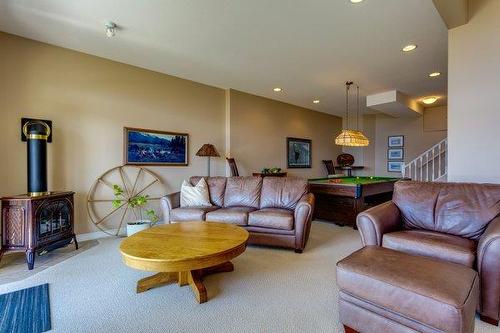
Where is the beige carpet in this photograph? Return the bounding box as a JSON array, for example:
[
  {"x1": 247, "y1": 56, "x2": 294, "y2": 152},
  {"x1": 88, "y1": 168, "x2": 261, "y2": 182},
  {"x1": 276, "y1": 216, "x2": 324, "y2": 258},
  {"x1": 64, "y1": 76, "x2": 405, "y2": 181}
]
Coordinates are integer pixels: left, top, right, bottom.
[{"x1": 0, "y1": 221, "x2": 497, "y2": 333}]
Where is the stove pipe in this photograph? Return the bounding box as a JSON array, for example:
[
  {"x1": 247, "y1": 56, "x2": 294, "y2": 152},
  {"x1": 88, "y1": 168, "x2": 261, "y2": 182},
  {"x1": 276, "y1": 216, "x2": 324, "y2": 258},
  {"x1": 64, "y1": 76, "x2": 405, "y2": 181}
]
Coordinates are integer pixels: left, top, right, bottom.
[{"x1": 23, "y1": 121, "x2": 50, "y2": 196}]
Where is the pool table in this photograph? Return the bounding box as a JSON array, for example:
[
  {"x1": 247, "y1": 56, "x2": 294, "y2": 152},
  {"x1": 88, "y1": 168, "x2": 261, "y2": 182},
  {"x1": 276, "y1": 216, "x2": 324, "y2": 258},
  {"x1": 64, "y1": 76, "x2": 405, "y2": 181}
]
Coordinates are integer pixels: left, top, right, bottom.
[{"x1": 308, "y1": 176, "x2": 405, "y2": 228}]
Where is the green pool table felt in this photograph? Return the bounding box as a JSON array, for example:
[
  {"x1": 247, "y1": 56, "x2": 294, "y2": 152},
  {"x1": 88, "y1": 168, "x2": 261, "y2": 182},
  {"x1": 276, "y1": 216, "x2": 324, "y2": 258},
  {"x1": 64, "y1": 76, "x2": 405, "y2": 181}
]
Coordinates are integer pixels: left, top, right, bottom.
[{"x1": 308, "y1": 176, "x2": 401, "y2": 186}]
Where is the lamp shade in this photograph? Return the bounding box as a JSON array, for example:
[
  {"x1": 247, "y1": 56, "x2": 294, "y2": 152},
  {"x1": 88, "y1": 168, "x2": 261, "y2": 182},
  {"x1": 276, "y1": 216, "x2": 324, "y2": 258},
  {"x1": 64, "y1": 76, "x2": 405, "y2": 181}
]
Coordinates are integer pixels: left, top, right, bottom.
[
  {"x1": 195, "y1": 144, "x2": 220, "y2": 157},
  {"x1": 335, "y1": 81, "x2": 370, "y2": 147},
  {"x1": 335, "y1": 129, "x2": 370, "y2": 147}
]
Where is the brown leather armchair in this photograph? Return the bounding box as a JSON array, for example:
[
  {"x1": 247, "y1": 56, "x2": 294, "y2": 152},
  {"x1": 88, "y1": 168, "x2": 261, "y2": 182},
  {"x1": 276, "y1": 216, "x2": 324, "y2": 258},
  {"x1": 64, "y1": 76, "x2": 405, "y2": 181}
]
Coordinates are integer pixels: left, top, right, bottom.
[{"x1": 357, "y1": 181, "x2": 500, "y2": 326}]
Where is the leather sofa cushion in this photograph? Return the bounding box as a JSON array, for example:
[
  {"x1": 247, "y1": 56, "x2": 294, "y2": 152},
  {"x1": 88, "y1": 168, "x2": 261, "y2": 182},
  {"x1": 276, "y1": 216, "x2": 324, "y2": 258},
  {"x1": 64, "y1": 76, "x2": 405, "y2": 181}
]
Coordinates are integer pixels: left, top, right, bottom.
[
  {"x1": 223, "y1": 177, "x2": 262, "y2": 209},
  {"x1": 245, "y1": 225, "x2": 295, "y2": 235},
  {"x1": 337, "y1": 246, "x2": 479, "y2": 333},
  {"x1": 339, "y1": 291, "x2": 429, "y2": 333},
  {"x1": 205, "y1": 207, "x2": 256, "y2": 226},
  {"x1": 248, "y1": 208, "x2": 294, "y2": 230},
  {"x1": 383, "y1": 230, "x2": 477, "y2": 267},
  {"x1": 260, "y1": 177, "x2": 307, "y2": 210},
  {"x1": 190, "y1": 176, "x2": 227, "y2": 207},
  {"x1": 393, "y1": 181, "x2": 500, "y2": 240},
  {"x1": 170, "y1": 206, "x2": 219, "y2": 222}
]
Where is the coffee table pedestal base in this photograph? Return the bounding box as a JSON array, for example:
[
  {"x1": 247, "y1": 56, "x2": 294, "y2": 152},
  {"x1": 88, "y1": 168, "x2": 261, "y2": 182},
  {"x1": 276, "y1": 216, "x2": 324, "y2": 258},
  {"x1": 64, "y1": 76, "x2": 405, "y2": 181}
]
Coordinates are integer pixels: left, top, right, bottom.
[{"x1": 136, "y1": 261, "x2": 234, "y2": 304}]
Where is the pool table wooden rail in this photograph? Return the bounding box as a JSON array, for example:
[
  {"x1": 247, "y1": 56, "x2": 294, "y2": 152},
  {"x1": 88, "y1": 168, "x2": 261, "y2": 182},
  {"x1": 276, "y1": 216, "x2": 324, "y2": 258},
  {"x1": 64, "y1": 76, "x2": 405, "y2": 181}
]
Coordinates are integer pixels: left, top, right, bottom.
[{"x1": 308, "y1": 178, "x2": 404, "y2": 228}]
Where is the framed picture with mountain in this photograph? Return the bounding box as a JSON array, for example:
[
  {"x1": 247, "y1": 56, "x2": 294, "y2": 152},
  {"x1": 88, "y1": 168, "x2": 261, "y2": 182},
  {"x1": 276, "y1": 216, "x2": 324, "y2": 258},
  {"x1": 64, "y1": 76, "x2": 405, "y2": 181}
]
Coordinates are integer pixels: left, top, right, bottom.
[{"x1": 124, "y1": 127, "x2": 189, "y2": 166}]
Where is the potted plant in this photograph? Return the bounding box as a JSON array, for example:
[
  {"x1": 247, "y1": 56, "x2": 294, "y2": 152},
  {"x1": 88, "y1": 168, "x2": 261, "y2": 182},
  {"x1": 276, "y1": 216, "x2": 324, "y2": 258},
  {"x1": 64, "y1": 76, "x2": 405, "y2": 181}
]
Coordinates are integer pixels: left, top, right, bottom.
[
  {"x1": 261, "y1": 167, "x2": 282, "y2": 174},
  {"x1": 112, "y1": 185, "x2": 159, "y2": 236}
]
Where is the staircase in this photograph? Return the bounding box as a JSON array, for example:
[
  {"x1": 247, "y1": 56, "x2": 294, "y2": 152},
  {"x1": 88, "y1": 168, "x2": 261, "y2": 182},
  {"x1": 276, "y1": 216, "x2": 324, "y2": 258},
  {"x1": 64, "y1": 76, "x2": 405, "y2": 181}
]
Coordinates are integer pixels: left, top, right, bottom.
[{"x1": 402, "y1": 138, "x2": 447, "y2": 182}]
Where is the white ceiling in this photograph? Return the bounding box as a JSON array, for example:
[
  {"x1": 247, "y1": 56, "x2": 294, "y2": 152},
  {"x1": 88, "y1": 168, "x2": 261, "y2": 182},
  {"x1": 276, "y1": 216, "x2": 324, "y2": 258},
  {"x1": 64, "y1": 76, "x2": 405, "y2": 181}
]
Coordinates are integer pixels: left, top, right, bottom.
[{"x1": 0, "y1": 0, "x2": 448, "y2": 116}]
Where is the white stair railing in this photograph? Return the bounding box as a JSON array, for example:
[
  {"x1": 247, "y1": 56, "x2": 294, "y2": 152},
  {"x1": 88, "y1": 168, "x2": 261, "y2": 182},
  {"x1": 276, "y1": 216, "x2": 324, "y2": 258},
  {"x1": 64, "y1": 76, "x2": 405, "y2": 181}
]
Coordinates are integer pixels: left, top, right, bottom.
[{"x1": 402, "y1": 138, "x2": 447, "y2": 182}]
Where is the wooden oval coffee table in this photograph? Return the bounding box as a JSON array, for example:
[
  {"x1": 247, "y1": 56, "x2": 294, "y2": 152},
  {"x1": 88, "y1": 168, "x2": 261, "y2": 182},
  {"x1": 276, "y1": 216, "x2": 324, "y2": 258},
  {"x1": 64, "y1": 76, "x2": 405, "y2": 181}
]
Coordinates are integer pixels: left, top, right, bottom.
[{"x1": 120, "y1": 221, "x2": 249, "y2": 303}]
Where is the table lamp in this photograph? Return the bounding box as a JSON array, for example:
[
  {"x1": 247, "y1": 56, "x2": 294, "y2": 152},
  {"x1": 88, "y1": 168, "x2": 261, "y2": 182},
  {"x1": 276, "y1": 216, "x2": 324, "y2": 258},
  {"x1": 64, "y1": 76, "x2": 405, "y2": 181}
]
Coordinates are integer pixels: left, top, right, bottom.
[{"x1": 196, "y1": 144, "x2": 220, "y2": 176}]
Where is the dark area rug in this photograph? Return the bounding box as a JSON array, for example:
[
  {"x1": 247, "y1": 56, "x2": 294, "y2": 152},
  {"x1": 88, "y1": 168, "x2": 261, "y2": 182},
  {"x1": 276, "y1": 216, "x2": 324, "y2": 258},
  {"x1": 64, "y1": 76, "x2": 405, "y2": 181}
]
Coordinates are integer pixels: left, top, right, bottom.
[{"x1": 0, "y1": 283, "x2": 51, "y2": 333}]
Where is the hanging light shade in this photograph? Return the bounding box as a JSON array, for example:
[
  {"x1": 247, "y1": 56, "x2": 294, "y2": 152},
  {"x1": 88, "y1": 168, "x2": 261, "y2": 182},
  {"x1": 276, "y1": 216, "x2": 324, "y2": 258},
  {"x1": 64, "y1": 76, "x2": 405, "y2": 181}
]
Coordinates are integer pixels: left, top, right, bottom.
[
  {"x1": 335, "y1": 81, "x2": 369, "y2": 147},
  {"x1": 335, "y1": 129, "x2": 370, "y2": 146}
]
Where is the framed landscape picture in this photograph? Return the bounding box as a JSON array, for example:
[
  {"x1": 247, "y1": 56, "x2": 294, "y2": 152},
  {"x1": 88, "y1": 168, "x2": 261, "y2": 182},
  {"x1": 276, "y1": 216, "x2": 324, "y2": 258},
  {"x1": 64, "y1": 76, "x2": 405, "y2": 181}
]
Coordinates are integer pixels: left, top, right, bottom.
[
  {"x1": 387, "y1": 148, "x2": 404, "y2": 160},
  {"x1": 388, "y1": 135, "x2": 404, "y2": 147},
  {"x1": 124, "y1": 127, "x2": 189, "y2": 166},
  {"x1": 287, "y1": 137, "x2": 311, "y2": 168},
  {"x1": 387, "y1": 161, "x2": 404, "y2": 173}
]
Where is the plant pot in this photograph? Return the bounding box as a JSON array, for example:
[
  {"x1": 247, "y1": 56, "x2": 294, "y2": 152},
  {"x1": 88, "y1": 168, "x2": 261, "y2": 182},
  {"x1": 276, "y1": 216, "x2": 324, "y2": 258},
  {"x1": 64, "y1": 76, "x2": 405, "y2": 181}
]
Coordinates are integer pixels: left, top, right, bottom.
[{"x1": 126, "y1": 220, "x2": 151, "y2": 236}]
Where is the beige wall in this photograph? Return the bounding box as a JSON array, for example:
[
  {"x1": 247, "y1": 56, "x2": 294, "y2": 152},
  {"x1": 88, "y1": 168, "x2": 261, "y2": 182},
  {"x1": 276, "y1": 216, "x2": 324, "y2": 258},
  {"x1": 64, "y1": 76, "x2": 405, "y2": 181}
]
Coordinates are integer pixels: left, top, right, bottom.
[
  {"x1": 359, "y1": 115, "x2": 377, "y2": 175},
  {"x1": 229, "y1": 90, "x2": 343, "y2": 178},
  {"x1": 448, "y1": 0, "x2": 500, "y2": 183},
  {"x1": 358, "y1": 107, "x2": 447, "y2": 177},
  {"x1": 0, "y1": 33, "x2": 341, "y2": 236},
  {"x1": 423, "y1": 106, "x2": 447, "y2": 132},
  {"x1": 0, "y1": 32, "x2": 226, "y2": 234}
]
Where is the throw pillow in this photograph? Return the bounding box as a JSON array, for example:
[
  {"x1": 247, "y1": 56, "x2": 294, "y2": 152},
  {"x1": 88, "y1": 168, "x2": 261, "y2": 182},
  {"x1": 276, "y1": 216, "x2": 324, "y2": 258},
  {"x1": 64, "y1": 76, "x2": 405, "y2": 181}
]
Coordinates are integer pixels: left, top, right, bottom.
[{"x1": 180, "y1": 178, "x2": 212, "y2": 207}]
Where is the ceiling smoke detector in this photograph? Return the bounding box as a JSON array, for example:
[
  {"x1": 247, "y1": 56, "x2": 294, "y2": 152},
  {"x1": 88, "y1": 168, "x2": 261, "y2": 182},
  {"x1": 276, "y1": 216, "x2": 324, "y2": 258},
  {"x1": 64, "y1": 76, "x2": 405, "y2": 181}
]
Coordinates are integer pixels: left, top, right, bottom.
[{"x1": 105, "y1": 22, "x2": 117, "y2": 38}]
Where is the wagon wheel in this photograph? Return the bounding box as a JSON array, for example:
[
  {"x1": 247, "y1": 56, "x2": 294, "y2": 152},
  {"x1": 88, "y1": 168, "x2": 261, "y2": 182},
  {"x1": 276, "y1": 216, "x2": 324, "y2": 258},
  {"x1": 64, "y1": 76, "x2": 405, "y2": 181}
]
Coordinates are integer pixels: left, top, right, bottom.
[{"x1": 87, "y1": 165, "x2": 166, "y2": 237}]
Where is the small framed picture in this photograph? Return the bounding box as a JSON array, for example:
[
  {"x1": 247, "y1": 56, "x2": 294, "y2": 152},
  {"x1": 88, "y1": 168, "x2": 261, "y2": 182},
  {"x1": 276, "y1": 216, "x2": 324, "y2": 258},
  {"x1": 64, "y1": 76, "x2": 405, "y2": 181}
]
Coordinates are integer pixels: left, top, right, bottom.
[
  {"x1": 287, "y1": 137, "x2": 311, "y2": 168},
  {"x1": 387, "y1": 161, "x2": 404, "y2": 173},
  {"x1": 387, "y1": 148, "x2": 404, "y2": 160},
  {"x1": 388, "y1": 135, "x2": 404, "y2": 147}
]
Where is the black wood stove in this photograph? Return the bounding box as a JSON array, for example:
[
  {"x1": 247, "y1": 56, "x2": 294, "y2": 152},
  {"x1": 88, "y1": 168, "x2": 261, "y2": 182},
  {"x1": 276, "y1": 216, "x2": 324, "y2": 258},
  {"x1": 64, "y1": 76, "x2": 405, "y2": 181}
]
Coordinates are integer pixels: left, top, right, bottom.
[{"x1": 0, "y1": 120, "x2": 77, "y2": 270}]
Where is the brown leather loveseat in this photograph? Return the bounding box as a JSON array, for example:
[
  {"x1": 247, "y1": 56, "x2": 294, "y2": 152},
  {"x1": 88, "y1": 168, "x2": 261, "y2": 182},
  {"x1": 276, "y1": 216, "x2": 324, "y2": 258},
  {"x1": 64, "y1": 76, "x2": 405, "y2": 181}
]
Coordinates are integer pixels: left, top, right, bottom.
[
  {"x1": 160, "y1": 176, "x2": 315, "y2": 252},
  {"x1": 357, "y1": 181, "x2": 500, "y2": 325}
]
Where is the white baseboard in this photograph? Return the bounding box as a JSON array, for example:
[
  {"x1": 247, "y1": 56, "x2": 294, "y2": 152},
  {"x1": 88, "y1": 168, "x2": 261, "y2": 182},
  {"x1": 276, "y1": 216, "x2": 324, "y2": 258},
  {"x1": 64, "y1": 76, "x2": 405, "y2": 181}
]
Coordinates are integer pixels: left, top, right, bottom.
[
  {"x1": 76, "y1": 229, "x2": 116, "y2": 242},
  {"x1": 76, "y1": 221, "x2": 167, "y2": 242}
]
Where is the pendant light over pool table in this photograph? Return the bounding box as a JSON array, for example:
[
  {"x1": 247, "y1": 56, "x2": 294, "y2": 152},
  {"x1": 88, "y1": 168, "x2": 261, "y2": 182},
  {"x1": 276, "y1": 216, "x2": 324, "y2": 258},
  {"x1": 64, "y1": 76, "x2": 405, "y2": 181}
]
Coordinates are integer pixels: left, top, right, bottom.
[{"x1": 335, "y1": 81, "x2": 370, "y2": 147}]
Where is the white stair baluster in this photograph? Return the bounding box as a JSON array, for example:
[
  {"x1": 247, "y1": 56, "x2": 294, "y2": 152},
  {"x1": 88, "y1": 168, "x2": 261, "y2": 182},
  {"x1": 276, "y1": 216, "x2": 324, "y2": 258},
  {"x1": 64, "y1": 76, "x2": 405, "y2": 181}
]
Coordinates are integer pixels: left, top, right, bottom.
[
  {"x1": 438, "y1": 143, "x2": 442, "y2": 178},
  {"x1": 404, "y1": 138, "x2": 447, "y2": 182},
  {"x1": 420, "y1": 156, "x2": 423, "y2": 181}
]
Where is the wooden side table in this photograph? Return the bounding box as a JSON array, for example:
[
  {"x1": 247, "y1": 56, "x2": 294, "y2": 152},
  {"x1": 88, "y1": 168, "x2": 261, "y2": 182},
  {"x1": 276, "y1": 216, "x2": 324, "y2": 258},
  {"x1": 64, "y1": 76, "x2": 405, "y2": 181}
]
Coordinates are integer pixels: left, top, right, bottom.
[
  {"x1": 334, "y1": 166, "x2": 364, "y2": 177},
  {"x1": 252, "y1": 172, "x2": 287, "y2": 177}
]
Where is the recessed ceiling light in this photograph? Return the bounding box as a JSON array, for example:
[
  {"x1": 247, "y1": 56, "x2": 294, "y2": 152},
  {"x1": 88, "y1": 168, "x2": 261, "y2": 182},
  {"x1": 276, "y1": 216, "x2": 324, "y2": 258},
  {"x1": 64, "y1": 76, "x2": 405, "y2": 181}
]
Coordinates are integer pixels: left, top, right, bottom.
[
  {"x1": 402, "y1": 44, "x2": 417, "y2": 52},
  {"x1": 429, "y1": 72, "x2": 441, "y2": 77},
  {"x1": 313, "y1": 100, "x2": 320, "y2": 104},
  {"x1": 273, "y1": 87, "x2": 283, "y2": 92},
  {"x1": 422, "y1": 97, "x2": 438, "y2": 105},
  {"x1": 350, "y1": 0, "x2": 364, "y2": 3}
]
